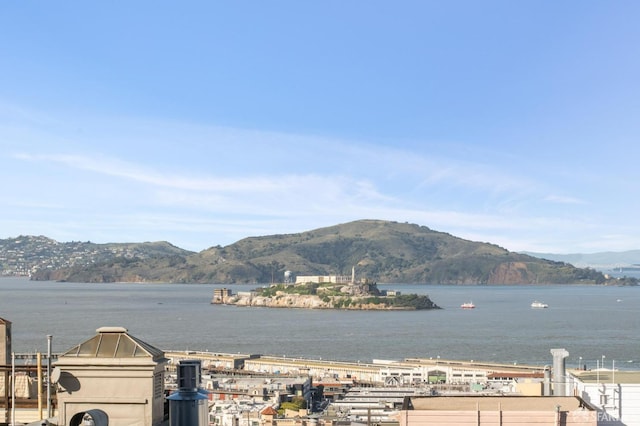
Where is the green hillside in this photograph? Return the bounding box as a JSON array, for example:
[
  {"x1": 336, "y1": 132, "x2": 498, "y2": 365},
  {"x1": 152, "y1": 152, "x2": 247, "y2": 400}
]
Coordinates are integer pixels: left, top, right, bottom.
[{"x1": 24, "y1": 220, "x2": 635, "y2": 285}]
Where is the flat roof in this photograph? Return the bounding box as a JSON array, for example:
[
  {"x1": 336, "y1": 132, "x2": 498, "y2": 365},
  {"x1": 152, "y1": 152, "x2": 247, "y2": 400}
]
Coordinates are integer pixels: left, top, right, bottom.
[
  {"x1": 248, "y1": 356, "x2": 383, "y2": 371},
  {"x1": 165, "y1": 350, "x2": 252, "y2": 360},
  {"x1": 487, "y1": 372, "x2": 544, "y2": 378},
  {"x1": 402, "y1": 358, "x2": 545, "y2": 373},
  {"x1": 571, "y1": 370, "x2": 640, "y2": 384},
  {"x1": 407, "y1": 396, "x2": 592, "y2": 411}
]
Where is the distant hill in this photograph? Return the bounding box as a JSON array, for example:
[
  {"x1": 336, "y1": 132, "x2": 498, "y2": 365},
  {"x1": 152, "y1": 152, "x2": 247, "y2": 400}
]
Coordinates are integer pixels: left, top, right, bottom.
[
  {"x1": 6, "y1": 220, "x2": 635, "y2": 285},
  {"x1": 524, "y1": 250, "x2": 640, "y2": 280},
  {"x1": 523, "y1": 250, "x2": 640, "y2": 269},
  {"x1": 0, "y1": 235, "x2": 193, "y2": 280}
]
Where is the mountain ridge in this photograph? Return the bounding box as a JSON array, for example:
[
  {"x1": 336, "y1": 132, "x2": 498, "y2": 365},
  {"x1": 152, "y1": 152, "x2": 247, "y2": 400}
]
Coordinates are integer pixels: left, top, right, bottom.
[{"x1": 1, "y1": 220, "x2": 637, "y2": 285}]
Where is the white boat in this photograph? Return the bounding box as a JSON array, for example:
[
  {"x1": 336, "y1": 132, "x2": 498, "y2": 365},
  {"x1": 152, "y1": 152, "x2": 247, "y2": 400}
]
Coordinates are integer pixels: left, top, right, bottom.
[
  {"x1": 531, "y1": 301, "x2": 548, "y2": 308},
  {"x1": 461, "y1": 302, "x2": 475, "y2": 309}
]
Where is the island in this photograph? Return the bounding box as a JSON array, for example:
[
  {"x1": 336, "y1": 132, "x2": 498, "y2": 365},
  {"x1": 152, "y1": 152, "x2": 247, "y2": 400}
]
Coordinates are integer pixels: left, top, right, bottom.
[{"x1": 211, "y1": 280, "x2": 441, "y2": 310}]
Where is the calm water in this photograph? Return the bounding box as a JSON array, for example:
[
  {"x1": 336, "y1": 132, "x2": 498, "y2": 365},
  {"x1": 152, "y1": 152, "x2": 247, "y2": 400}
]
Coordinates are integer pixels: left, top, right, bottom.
[{"x1": 1, "y1": 278, "x2": 638, "y2": 370}]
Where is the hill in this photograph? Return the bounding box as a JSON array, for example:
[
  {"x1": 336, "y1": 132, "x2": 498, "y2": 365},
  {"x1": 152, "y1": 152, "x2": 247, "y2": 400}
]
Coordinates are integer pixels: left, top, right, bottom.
[
  {"x1": 8, "y1": 220, "x2": 635, "y2": 285},
  {"x1": 523, "y1": 250, "x2": 640, "y2": 273},
  {"x1": 525, "y1": 251, "x2": 640, "y2": 281},
  {"x1": 0, "y1": 235, "x2": 193, "y2": 281}
]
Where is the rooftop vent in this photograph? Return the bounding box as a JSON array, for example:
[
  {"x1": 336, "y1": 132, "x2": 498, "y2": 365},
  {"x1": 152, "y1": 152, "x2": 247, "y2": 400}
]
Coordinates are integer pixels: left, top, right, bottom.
[{"x1": 167, "y1": 360, "x2": 208, "y2": 426}]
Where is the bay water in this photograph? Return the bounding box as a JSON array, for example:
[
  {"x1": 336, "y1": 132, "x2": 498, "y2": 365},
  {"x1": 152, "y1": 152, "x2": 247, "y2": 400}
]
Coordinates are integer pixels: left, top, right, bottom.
[{"x1": 1, "y1": 278, "x2": 638, "y2": 370}]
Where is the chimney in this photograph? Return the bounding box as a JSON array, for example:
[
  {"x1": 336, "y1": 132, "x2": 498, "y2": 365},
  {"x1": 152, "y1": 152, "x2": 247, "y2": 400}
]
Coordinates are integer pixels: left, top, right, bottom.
[
  {"x1": 543, "y1": 365, "x2": 552, "y2": 396},
  {"x1": 550, "y1": 348, "x2": 569, "y2": 396}
]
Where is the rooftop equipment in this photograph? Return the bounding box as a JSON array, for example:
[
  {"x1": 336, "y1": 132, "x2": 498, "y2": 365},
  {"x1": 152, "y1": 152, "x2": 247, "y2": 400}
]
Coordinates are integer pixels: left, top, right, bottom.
[
  {"x1": 167, "y1": 359, "x2": 208, "y2": 426},
  {"x1": 550, "y1": 348, "x2": 569, "y2": 396}
]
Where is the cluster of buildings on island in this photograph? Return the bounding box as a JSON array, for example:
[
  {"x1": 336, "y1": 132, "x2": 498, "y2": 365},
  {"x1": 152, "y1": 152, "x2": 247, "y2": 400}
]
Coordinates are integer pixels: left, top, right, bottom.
[
  {"x1": 211, "y1": 270, "x2": 394, "y2": 307},
  {"x1": 1, "y1": 316, "x2": 639, "y2": 426}
]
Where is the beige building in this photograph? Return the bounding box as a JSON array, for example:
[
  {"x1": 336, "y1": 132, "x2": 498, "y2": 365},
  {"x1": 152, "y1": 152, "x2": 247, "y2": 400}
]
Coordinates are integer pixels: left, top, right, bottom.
[
  {"x1": 165, "y1": 350, "x2": 254, "y2": 372},
  {"x1": 244, "y1": 356, "x2": 384, "y2": 383},
  {"x1": 0, "y1": 316, "x2": 10, "y2": 366},
  {"x1": 399, "y1": 395, "x2": 597, "y2": 425},
  {"x1": 243, "y1": 356, "x2": 545, "y2": 388},
  {"x1": 1, "y1": 317, "x2": 11, "y2": 426},
  {"x1": 294, "y1": 275, "x2": 351, "y2": 284},
  {"x1": 54, "y1": 326, "x2": 168, "y2": 426},
  {"x1": 211, "y1": 288, "x2": 234, "y2": 304}
]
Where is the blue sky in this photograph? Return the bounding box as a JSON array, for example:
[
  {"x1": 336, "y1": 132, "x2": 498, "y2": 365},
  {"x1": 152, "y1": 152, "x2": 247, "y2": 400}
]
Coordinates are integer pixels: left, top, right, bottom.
[{"x1": 1, "y1": 1, "x2": 639, "y2": 253}]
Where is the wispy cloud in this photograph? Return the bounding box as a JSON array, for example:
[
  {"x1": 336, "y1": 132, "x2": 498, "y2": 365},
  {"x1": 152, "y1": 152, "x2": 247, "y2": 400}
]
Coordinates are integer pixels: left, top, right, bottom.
[
  {"x1": 11, "y1": 151, "x2": 393, "y2": 214},
  {"x1": 8, "y1": 110, "x2": 536, "y2": 202},
  {"x1": 5, "y1": 106, "x2": 639, "y2": 252},
  {"x1": 544, "y1": 194, "x2": 586, "y2": 205}
]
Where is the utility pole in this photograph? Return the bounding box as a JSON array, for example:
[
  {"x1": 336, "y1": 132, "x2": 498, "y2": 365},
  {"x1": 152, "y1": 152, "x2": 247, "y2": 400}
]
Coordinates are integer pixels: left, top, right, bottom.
[
  {"x1": 47, "y1": 334, "x2": 53, "y2": 419},
  {"x1": 11, "y1": 352, "x2": 16, "y2": 426}
]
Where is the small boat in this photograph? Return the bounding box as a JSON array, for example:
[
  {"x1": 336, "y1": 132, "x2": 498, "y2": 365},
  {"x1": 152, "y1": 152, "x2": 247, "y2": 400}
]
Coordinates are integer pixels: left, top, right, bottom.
[
  {"x1": 531, "y1": 301, "x2": 548, "y2": 309},
  {"x1": 461, "y1": 302, "x2": 475, "y2": 309}
]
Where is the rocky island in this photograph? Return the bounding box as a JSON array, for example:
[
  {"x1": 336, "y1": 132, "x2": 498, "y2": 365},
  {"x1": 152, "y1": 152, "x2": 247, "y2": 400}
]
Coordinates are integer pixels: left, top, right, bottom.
[{"x1": 211, "y1": 280, "x2": 441, "y2": 310}]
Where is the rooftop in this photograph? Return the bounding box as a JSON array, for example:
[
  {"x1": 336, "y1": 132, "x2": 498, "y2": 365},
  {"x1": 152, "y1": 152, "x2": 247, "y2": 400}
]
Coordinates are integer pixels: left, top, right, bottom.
[
  {"x1": 403, "y1": 357, "x2": 545, "y2": 373},
  {"x1": 571, "y1": 369, "x2": 640, "y2": 384},
  {"x1": 405, "y1": 396, "x2": 593, "y2": 411},
  {"x1": 61, "y1": 326, "x2": 165, "y2": 360}
]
